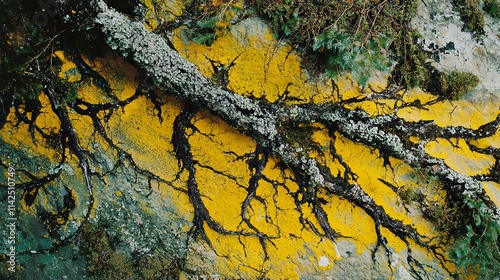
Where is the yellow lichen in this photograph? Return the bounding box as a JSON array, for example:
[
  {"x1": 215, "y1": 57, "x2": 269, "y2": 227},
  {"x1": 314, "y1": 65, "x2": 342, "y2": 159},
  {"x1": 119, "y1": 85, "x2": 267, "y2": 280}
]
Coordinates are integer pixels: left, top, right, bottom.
[
  {"x1": 54, "y1": 50, "x2": 81, "y2": 82},
  {"x1": 425, "y1": 138, "x2": 495, "y2": 176},
  {"x1": 165, "y1": 15, "x2": 460, "y2": 277},
  {"x1": 142, "y1": 0, "x2": 186, "y2": 31},
  {"x1": 470, "y1": 130, "x2": 500, "y2": 150},
  {"x1": 398, "y1": 89, "x2": 500, "y2": 129},
  {"x1": 482, "y1": 181, "x2": 500, "y2": 208}
]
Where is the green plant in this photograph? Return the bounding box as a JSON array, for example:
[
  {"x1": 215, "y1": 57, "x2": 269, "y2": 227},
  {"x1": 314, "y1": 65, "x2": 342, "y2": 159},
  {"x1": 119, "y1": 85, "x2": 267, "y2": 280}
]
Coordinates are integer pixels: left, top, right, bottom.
[
  {"x1": 423, "y1": 201, "x2": 461, "y2": 232},
  {"x1": 190, "y1": 15, "x2": 218, "y2": 45},
  {"x1": 313, "y1": 27, "x2": 392, "y2": 86},
  {"x1": 390, "y1": 29, "x2": 429, "y2": 88},
  {"x1": 484, "y1": 0, "x2": 500, "y2": 18},
  {"x1": 398, "y1": 187, "x2": 420, "y2": 204},
  {"x1": 450, "y1": 199, "x2": 500, "y2": 279},
  {"x1": 252, "y1": 0, "x2": 435, "y2": 89}
]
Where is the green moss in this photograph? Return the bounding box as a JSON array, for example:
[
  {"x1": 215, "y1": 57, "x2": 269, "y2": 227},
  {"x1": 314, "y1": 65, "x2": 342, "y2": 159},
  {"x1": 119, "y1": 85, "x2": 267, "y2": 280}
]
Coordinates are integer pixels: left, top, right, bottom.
[
  {"x1": 437, "y1": 71, "x2": 479, "y2": 100},
  {"x1": 452, "y1": 0, "x2": 485, "y2": 35},
  {"x1": 398, "y1": 187, "x2": 420, "y2": 204},
  {"x1": 423, "y1": 201, "x2": 461, "y2": 233},
  {"x1": 484, "y1": 0, "x2": 500, "y2": 18},
  {"x1": 78, "y1": 224, "x2": 182, "y2": 279},
  {"x1": 312, "y1": 27, "x2": 392, "y2": 86}
]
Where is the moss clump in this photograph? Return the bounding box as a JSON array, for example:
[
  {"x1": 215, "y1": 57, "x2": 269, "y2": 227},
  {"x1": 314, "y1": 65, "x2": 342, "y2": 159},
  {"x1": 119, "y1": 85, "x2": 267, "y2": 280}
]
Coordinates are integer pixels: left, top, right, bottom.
[
  {"x1": 389, "y1": 29, "x2": 429, "y2": 88},
  {"x1": 484, "y1": 0, "x2": 500, "y2": 18},
  {"x1": 437, "y1": 71, "x2": 479, "y2": 100},
  {"x1": 398, "y1": 187, "x2": 420, "y2": 204},
  {"x1": 423, "y1": 201, "x2": 461, "y2": 233},
  {"x1": 78, "y1": 224, "x2": 134, "y2": 279},
  {"x1": 78, "y1": 224, "x2": 182, "y2": 279},
  {"x1": 452, "y1": 0, "x2": 485, "y2": 35}
]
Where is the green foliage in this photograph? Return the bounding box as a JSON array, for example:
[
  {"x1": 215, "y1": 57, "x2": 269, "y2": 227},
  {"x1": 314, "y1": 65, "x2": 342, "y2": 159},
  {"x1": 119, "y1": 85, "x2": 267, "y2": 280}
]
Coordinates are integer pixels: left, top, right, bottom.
[
  {"x1": 452, "y1": 0, "x2": 485, "y2": 35},
  {"x1": 63, "y1": 82, "x2": 79, "y2": 106},
  {"x1": 190, "y1": 15, "x2": 218, "y2": 45},
  {"x1": 389, "y1": 25, "x2": 429, "y2": 88},
  {"x1": 313, "y1": 27, "x2": 392, "y2": 86},
  {"x1": 252, "y1": 0, "x2": 435, "y2": 89},
  {"x1": 437, "y1": 71, "x2": 479, "y2": 100},
  {"x1": 450, "y1": 199, "x2": 500, "y2": 279},
  {"x1": 188, "y1": 2, "x2": 243, "y2": 46},
  {"x1": 484, "y1": 0, "x2": 500, "y2": 18}
]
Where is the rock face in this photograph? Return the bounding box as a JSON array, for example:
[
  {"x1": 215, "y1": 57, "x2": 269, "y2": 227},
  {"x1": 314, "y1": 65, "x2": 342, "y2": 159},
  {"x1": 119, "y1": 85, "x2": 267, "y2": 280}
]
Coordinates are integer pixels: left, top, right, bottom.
[
  {"x1": 413, "y1": 0, "x2": 500, "y2": 95},
  {"x1": 0, "y1": 0, "x2": 499, "y2": 279}
]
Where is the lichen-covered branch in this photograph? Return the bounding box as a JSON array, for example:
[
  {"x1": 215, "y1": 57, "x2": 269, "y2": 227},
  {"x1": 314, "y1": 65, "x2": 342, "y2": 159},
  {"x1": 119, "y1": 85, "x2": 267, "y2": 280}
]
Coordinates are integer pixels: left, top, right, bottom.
[{"x1": 2, "y1": 0, "x2": 499, "y2": 278}]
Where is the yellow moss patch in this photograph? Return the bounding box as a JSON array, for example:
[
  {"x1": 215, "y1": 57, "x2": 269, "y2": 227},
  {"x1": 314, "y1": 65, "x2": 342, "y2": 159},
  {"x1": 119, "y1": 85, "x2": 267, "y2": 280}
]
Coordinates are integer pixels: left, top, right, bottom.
[
  {"x1": 334, "y1": 74, "x2": 362, "y2": 101},
  {"x1": 107, "y1": 95, "x2": 183, "y2": 182},
  {"x1": 332, "y1": 133, "x2": 441, "y2": 245},
  {"x1": 323, "y1": 195, "x2": 377, "y2": 254},
  {"x1": 36, "y1": 92, "x2": 61, "y2": 135},
  {"x1": 80, "y1": 52, "x2": 138, "y2": 101},
  {"x1": 1, "y1": 107, "x2": 60, "y2": 168},
  {"x1": 184, "y1": 153, "x2": 352, "y2": 278},
  {"x1": 197, "y1": 167, "x2": 249, "y2": 231},
  {"x1": 334, "y1": 135, "x2": 404, "y2": 221},
  {"x1": 191, "y1": 111, "x2": 256, "y2": 183},
  {"x1": 202, "y1": 226, "x2": 268, "y2": 278},
  {"x1": 172, "y1": 18, "x2": 348, "y2": 104},
  {"x1": 345, "y1": 99, "x2": 396, "y2": 116},
  {"x1": 380, "y1": 227, "x2": 407, "y2": 253}
]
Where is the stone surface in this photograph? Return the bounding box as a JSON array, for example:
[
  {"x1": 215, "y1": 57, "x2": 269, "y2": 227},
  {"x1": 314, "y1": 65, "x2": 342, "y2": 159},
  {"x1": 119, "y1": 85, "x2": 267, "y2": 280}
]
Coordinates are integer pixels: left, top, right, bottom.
[{"x1": 413, "y1": 0, "x2": 500, "y2": 95}]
